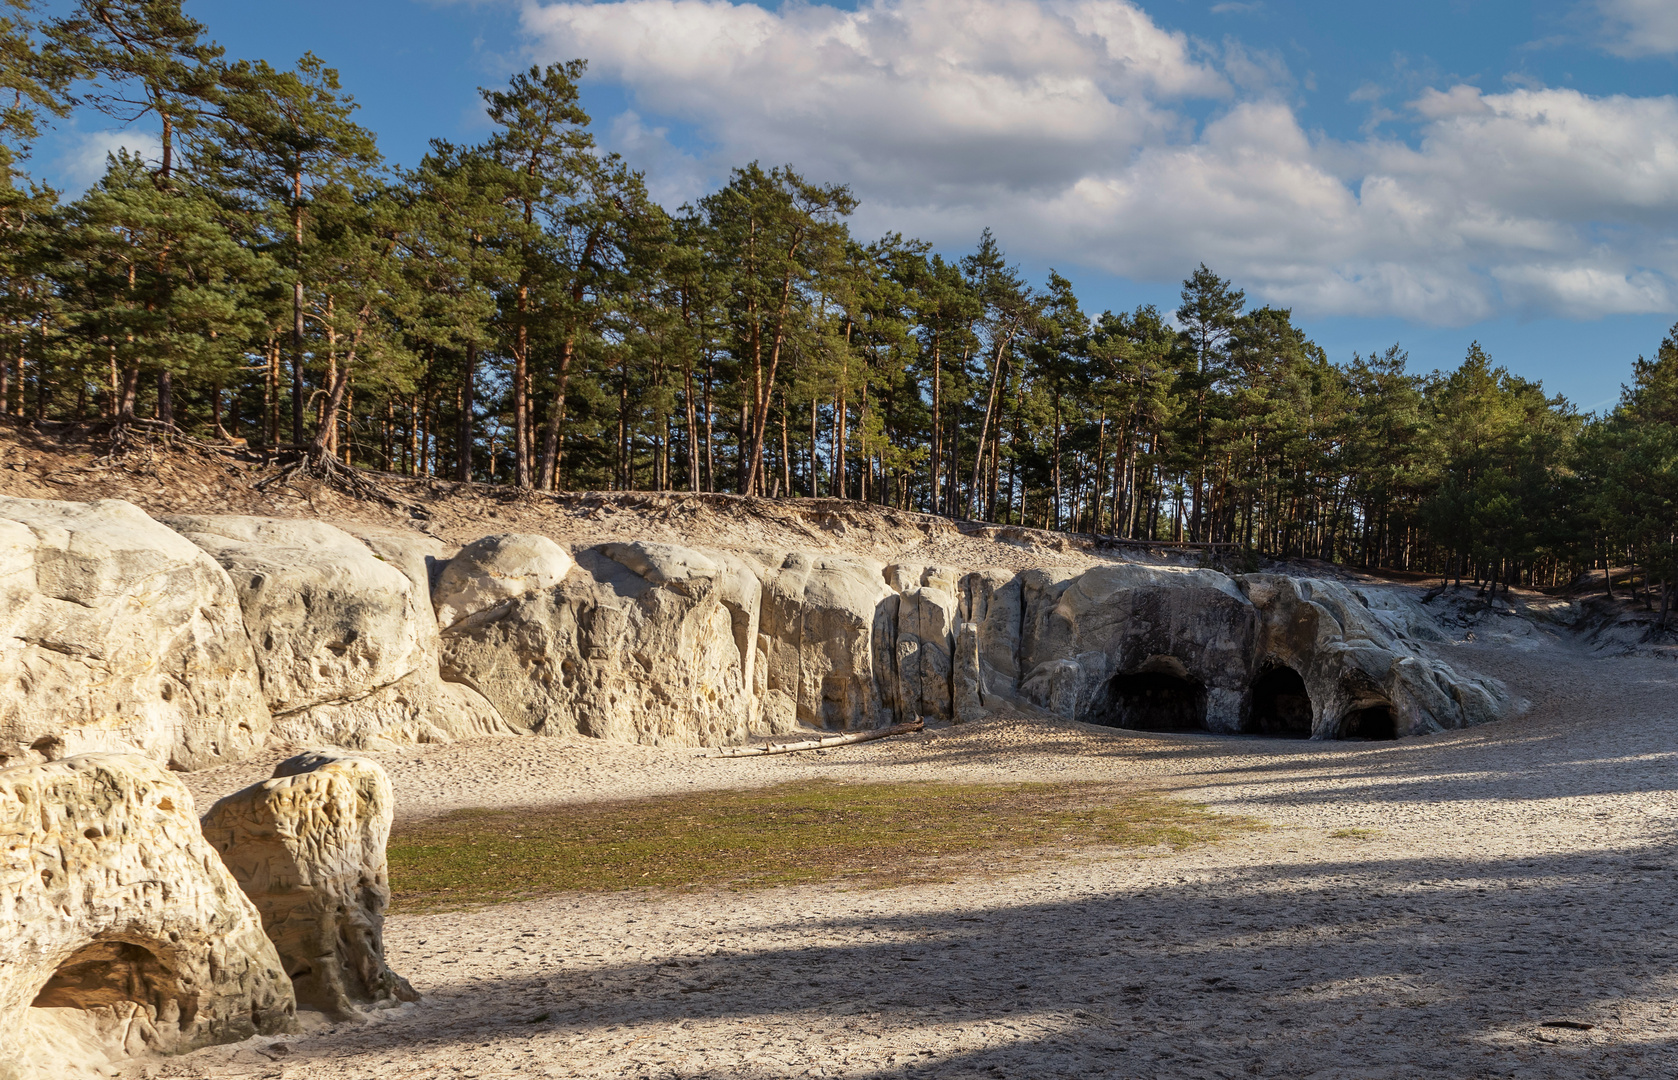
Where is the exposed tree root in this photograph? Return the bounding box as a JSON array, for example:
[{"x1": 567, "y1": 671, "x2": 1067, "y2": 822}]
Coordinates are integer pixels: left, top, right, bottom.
[{"x1": 255, "y1": 451, "x2": 432, "y2": 520}]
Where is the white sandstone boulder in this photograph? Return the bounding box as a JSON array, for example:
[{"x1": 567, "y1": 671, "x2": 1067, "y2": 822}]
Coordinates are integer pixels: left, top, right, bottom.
[
  {"x1": 432, "y1": 532, "x2": 573, "y2": 629},
  {"x1": 202, "y1": 751, "x2": 417, "y2": 1020},
  {"x1": 0, "y1": 497, "x2": 271, "y2": 770},
  {"x1": 439, "y1": 541, "x2": 756, "y2": 746},
  {"x1": 162, "y1": 515, "x2": 507, "y2": 748},
  {"x1": 0, "y1": 755, "x2": 294, "y2": 1079}
]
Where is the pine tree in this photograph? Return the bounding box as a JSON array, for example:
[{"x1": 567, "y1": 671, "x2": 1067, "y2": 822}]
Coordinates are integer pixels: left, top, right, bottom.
[
  {"x1": 477, "y1": 60, "x2": 595, "y2": 489},
  {"x1": 55, "y1": 149, "x2": 267, "y2": 426},
  {"x1": 205, "y1": 53, "x2": 379, "y2": 446},
  {"x1": 47, "y1": 0, "x2": 222, "y2": 184}
]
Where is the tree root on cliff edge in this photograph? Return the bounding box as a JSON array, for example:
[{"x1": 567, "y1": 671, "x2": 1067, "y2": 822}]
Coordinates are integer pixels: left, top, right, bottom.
[{"x1": 255, "y1": 451, "x2": 432, "y2": 520}]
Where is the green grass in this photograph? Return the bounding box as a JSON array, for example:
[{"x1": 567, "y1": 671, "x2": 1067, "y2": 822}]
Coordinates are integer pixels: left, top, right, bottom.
[
  {"x1": 387, "y1": 779, "x2": 1261, "y2": 912},
  {"x1": 1327, "y1": 827, "x2": 1384, "y2": 840}
]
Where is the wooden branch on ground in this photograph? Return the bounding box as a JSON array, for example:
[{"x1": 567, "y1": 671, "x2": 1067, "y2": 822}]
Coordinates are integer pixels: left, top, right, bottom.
[{"x1": 716, "y1": 719, "x2": 925, "y2": 758}]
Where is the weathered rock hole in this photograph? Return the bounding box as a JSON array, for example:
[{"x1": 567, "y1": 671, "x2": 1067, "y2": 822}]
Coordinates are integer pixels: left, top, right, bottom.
[
  {"x1": 1338, "y1": 705, "x2": 1397, "y2": 741},
  {"x1": 1097, "y1": 672, "x2": 1207, "y2": 732},
  {"x1": 31, "y1": 939, "x2": 196, "y2": 1027},
  {"x1": 1247, "y1": 667, "x2": 1313, "y2": 738}
]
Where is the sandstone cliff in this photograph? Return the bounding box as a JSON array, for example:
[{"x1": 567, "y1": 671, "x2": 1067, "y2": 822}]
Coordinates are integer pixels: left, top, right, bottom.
[{"x1": 0, "y1": 495, "x2": 1510, "y2": 764}]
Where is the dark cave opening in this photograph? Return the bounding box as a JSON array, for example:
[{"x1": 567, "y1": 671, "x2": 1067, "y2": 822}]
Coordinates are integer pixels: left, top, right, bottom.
[
  {"x1": 32, "y1": 939, "x2": 193, "y2": 1020},
  {"x1": 1097, "y1": 671, "x2": 1208, "y2": 733},
  {"x1": 1337, "y1": 705, "x2": 1397, "y2": 741},
  {"x1": 1247, "y1": 667, "x2": 1314, "y2": 738}
]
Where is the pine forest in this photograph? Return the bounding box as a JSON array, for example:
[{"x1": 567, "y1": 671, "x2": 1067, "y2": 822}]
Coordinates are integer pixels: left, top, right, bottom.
[{"x1": 3, "y1": 1, "x2": 1676, "y2": 610}]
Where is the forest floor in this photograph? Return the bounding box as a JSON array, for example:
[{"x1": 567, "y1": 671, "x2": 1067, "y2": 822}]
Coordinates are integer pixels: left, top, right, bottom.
[
  {"x1": 11, "y1": 427, "x2": 1678, "y2": 1079},
  {"x1": 0, "y1": 422, "x2": 1149, "y2": 575}
]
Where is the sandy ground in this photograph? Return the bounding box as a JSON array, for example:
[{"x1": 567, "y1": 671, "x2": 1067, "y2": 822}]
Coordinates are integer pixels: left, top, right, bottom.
[{"x1": 137, "y1": 628, "x2": 1678, "y2": 1080}]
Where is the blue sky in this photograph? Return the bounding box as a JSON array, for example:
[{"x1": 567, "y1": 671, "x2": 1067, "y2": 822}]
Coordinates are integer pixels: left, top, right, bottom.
[{"x1": 27, "y1": 0, "x2": 1678, "y2": 411}]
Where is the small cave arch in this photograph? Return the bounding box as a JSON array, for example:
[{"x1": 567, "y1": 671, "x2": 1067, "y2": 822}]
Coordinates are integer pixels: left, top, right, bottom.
[
  {"x1": 31, "y1": 938, "x2": 197, "y2": 1027},
  {"x1": 1246, "y1": 666, "x2": 1314, "y2": 738},
  {"x1": 1094, "y1": 662, "x2": 1208, "y2": 733},
  {"x1": 1337, "y1": 704, "x2": 1398, "y2": 741}
]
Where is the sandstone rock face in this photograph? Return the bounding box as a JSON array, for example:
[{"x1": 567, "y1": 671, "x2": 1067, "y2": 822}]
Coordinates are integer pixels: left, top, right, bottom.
[
  {"x1": 0, "y1": 497, "x2": 271, "y2": 771},
  {"x1": 1011, "y1": 564, "x2": 1259, "y2": 731},
  {"x1": 0, "y1": 755, "x2": 294, "y2": 1079},
  {"x1": 1243, "y1": 575, "x2": 1508, "y2": 737},
  {"x1": 0, "y1": 495, "x2": 1507, "y2": 757},
  {"x1": 879, "y1": 564, "x2": 960, "y2": 722},
  {"x1": 162, "y1": 516, "x2": 424, "y2": 711},
  {"x1": 433, "y1": 533, "x2": 574, "y2": 629},
  {"x1": 950, "y1": 562, "x2": 1509, "y2": 738},
  {"x1": 202, "y1": 752, "x2": 416, "y2": 1021},
  {"x1": 162, "y1": 516, "x2": 507, "y2": 749},
  {"x1": 440, "y1": 541, "x2": 758, "y2": 745},
  {"x1": 758, "y1": 553, "x2": 896, "y2": 732}
]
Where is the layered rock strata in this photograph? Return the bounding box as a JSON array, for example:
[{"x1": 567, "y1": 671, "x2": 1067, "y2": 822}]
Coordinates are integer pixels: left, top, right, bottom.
[
  {"x1": 202, "y1": 752, "x2": 417, "y2": 1020},
  {"x1": 0, "y1": 755, "x2": 294, "y2": 1078}
]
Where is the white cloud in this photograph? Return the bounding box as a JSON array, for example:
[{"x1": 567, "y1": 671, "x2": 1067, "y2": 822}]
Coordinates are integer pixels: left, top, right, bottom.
[
  {"x1": 521, "y1": 0, "x2": 1678, "y2": 323},
  {"x1": 605, "y1": 110, "x2": 708, "y2": 207},
  {"x1": 1595, "y1": 0, "x2": 1678, "y2": 58},
  {"x1": 56, "y1": 129, "x2": 162, "y2": 192}
]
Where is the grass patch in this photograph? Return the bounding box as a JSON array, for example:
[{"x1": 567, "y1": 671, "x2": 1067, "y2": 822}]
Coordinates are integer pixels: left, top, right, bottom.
[
  {"x1": 387, "y1": 779, "x2": 1261, "y2": 911},
  {"x1": 1328, "y1": 827, "x2": 1384, "y2": 840}
]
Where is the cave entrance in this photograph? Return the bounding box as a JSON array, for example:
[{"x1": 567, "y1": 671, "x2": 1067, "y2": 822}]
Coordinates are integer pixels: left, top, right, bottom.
[
  {"x1": 31, "y1": 939, "x2": 193, "y2": 1022},
  {"x1": 1099, "y1": 671, "x2": 1208, "y2": 733},
  {"x1": 1247, "y1": 667, "x2": 1314, "y2": 738},
  {"x1": 1337, "y1": 705, "x2": 1397, "y2": 741}
]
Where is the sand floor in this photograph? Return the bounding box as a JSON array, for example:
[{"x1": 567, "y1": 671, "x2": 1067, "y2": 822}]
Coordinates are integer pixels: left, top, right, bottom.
[{"x1": 148, "y1": 635, "x2": 1678, "y2": 1080}]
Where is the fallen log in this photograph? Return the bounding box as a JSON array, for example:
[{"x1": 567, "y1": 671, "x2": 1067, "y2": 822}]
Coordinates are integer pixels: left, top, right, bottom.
[{"x1": 717, "y1": 719, "x2": 925, "y2": 758}]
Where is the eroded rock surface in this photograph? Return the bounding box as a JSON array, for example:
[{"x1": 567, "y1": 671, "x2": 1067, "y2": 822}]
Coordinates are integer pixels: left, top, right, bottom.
[
  {"x1": 0, "y1": 755, "x2": 294, "y2": 1079},
  {"x1": 0, "y1": 496, "x2": 1510, "y2": 758},
  {"x1": 758, "y1": 553, "x2": 897, "y2": 733},
  {"x1": 440, "y1": 541, "x2": 759, "y2": 745},
  {"x1": 1246, "y1": 575, "x2": 1508, "y2": 736},
  {"x1": 956, "y1": 564, "x2": 1510, "y2": 738},
  {"x1": 432, "y1": 532, "x2": 574, "y2": 629},
  {"x1": 162, "y1": 515, "x2": 506, "y2": 749},
  {"x1": 0, "y1": 497, "x2": 270, "y2": 770},
  {"x1": 202, "y1": 752, "x2": 416, "y2": 1020}
]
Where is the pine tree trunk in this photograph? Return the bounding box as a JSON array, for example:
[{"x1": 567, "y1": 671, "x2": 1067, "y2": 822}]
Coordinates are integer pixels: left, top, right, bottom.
[
  {"x1": 117, "y1": 366, "x2": 141, "y2": 421},
  {"x1": 291, "y1": 182, "x2": 307, "y2": 446},
  {"x1": 929, "y1": 334, "x2": 941, "y2": 514},
  {"x1": 780, "y1": 391, "x2": 792, "y2": 497},
  {"x1": 834, "y1": 382, "x2": 847, "y2": 500},
  {"x1": 685, "y1": 354, "x2": 700, "y2": 491},
  {"x1": 538, "y1": 336, "x2": 577, "y2": 492},
  {"x1": 458, "y1": 342, "x2": 475, "y2": 482},
  {"x1": 968, "y1": 321, "x2": 1020, "y2": 517},
  {"x1": 153, "y1": 371, "x2": 171, "y2": 427},
  {"x1": 809, "y1": 396, "x2": 819, "y2": 497}
]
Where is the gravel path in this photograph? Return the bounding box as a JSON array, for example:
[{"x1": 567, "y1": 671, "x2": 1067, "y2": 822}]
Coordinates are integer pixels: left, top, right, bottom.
[{"x1": 154, "y1": 636, "x2": 1678, "y2": 1080}]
